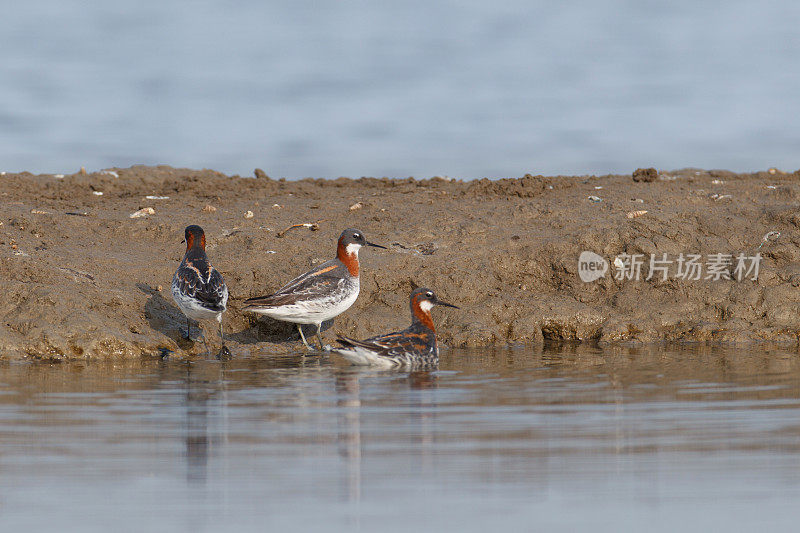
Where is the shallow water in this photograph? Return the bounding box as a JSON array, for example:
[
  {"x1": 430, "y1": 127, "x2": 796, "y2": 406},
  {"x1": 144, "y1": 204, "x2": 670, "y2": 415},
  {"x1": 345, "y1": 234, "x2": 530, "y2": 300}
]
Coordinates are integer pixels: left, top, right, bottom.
[{"x1": 1, "y1": 345, "x2": 800, "y2": 531}]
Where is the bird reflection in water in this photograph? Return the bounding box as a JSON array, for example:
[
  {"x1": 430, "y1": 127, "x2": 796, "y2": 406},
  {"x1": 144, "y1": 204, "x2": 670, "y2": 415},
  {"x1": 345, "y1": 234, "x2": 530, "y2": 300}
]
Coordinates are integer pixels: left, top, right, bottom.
[
  {"x1": 181, "y1": 361, "x2": 227, "y2": 486},
  {"x1": 186, "y1": 364, "x2": 211, "y2": 484},
  {"x1": 335, "y1": 368, "x2": 438, "y2": 509},
  {"x1": 335, "y1": 371, "x2": 361, "y2": 505}
]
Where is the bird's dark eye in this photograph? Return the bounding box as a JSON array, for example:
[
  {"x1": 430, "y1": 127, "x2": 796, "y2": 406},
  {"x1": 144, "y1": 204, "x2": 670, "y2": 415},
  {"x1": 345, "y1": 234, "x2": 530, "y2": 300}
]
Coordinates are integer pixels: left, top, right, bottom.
[
  {"x1": 354, "y1": 233, "x2": 361, "y2": 239},
  {"x1": 426, "y1": 292, "x2": 433, "y2": 298}
]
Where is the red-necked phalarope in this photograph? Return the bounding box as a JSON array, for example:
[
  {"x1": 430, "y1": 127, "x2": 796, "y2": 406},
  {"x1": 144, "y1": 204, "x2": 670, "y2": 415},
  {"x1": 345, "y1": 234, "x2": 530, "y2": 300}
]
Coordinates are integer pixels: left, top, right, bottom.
[
  {"x1": 331, "y1": 288, "x2": 458, "y2": 368},
  {"x1": 243, "y1": 228, "x2": 385, "y2": 349},
  {"x1": 171, "y1": 225, "x2": 229, "y2": 353}
]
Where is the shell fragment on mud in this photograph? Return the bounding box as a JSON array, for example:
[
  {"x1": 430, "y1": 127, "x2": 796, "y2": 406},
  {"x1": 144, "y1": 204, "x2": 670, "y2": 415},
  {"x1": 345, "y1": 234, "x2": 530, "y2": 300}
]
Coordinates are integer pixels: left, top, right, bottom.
[
  {"x1": 129, "y1": 207, "x2": 155, "y2": 218},
  {"x1": 759, "y1": 231, "x2": 781, "y2": 248},
  {"x1": 626, "y1": 210, "x2": 648, "y2": 219}
]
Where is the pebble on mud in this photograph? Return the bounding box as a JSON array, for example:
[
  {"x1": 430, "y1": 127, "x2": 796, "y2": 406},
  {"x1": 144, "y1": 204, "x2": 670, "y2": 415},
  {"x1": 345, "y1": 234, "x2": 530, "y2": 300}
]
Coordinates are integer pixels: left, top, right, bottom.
[
  {"x1": 202, "y1": 204, "x2": 217, "y2": 213},
  {"x1": 587, "y1": 196, "x2": 602, "y2": 203},
  {"x1": 244, "y1": 210, "x2": 254, "y2": 219},
  {"x1": 632, "y1": 168, "x2": 658, "y2": 182},
  {"x1": 129, "y1": 207, "x2": 155, "y2": 218}
]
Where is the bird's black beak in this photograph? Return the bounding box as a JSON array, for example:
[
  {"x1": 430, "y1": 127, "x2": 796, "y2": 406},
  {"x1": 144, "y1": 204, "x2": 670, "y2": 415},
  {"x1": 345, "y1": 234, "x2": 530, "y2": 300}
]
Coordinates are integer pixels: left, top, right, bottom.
[
  {"x1": 366, "y1": 241, "x2": 387, "y2": 249},
  {"x1": 436, "y1": 300, "x2": 459, "y2": 309}
]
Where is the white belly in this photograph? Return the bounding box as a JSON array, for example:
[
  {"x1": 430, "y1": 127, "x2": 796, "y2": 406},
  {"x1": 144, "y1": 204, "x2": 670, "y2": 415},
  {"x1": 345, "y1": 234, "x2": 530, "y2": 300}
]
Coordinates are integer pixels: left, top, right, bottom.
[{"x1": 255, "y1": 283, "x2": 359, "y2": 325}]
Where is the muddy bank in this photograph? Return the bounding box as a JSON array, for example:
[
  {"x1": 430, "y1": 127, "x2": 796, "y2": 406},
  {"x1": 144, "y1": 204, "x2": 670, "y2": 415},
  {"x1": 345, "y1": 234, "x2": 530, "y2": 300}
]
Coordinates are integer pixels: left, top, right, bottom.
[{"x1": 2, "y1": 165, "x2": 800, "y2": 359}]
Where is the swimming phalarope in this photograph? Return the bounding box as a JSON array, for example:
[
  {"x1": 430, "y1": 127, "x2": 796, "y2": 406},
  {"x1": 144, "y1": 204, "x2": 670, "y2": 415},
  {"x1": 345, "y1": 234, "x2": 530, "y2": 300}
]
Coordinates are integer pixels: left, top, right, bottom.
[{"x1": 331, "y1": 288, "x2": 458, "y2": 368}]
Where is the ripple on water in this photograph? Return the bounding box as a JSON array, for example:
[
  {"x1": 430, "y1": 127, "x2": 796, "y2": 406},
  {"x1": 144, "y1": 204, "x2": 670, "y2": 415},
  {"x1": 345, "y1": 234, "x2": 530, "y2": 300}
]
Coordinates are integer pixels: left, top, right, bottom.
[{"x1": 0, "y1": 345, "x2": 799, "y2": 531}]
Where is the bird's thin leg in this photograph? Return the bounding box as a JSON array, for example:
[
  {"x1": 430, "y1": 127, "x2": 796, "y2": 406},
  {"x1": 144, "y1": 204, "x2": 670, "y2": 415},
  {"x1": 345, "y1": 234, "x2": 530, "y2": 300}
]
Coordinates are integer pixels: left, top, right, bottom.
[
  {"x1": 201, "y1": 327, "x2": 210, "y2": 356},
  {"x1": 297, "y1": 324, "x2": 312, "y2": 349},
  {"x1": 315, "y1": 323, "x2": 324, "y2": 350},
  {"x1": 215, "y1": 316, "x2": 232, "y2": 360}
]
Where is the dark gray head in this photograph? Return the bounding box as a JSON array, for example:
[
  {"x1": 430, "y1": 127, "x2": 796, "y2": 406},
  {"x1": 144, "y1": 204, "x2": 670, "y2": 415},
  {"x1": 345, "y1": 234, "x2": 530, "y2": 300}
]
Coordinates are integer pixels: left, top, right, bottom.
[
  {"x1": 410, "y1": 288, "x2": 459, "y2": 312},
  {"x1": 409, "y1": 287, "x2": 458, "y2": 330},
  {"x1": 337, "y1": 228, "x2": 386, "y2": 255},
  {"x1": 183, "y1": 225, "x2": 206, "y2": 251}
]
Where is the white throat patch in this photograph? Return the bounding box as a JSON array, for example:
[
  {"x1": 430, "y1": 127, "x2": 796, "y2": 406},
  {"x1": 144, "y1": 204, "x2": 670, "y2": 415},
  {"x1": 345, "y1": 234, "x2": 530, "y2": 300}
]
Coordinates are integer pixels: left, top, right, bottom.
[
  {"x1": 419, "y1": 300, "x2": 434, "y2": 312},
  {"x1": 345, "y1": 242, "x2": 362, "y2": 255}
]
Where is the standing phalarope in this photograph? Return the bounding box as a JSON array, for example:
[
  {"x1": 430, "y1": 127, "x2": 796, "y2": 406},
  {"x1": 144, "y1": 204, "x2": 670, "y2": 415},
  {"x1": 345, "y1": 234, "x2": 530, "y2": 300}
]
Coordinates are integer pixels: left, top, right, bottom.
[
  {"x1": 171, "y1": 225, "x2": 229, "y2": 353},
  {"x1": 243, "y1": 228, "x2": 385, "y2": 349}
]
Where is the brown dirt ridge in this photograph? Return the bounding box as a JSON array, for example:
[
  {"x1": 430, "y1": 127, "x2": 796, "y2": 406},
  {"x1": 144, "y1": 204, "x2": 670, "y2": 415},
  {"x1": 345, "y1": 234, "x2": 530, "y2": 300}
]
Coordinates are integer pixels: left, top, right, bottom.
[{"x1": 2, "y1": 165, "x2": 800, "y2": 359}]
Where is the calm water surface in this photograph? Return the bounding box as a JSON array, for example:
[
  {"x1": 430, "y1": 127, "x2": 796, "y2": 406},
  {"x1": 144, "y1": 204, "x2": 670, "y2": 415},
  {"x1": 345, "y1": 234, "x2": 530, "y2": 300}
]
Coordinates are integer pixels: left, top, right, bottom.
[{"x1": 1, "y1": 345, "x2": 799, "y2": 531}]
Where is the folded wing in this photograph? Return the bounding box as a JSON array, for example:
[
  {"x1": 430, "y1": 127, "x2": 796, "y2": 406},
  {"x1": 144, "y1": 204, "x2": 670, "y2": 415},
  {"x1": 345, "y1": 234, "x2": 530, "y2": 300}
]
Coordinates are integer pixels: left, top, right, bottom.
[
  {"x1": 175, "y1": 260, "x2": 228, "y2": 312},
  {"x1": 336, "y1": 329, "x2": 429, "y2": 359},
  {"x1": 243, "y1": 261, "x2": 343, "y2": 308}
]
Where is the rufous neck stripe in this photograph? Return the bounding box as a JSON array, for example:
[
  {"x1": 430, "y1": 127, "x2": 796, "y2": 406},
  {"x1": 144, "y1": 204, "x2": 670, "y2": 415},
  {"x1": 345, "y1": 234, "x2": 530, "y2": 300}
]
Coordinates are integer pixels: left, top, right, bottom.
[{"x1": 412, "y1": 304, "x2": 435, "y2": 331}]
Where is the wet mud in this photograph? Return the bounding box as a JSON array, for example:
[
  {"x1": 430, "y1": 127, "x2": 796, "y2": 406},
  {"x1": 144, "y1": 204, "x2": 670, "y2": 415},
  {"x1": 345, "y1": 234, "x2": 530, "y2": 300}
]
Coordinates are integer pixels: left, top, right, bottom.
[{"x1": 2, "y1": 165, "x2": 800, "y2": 359}]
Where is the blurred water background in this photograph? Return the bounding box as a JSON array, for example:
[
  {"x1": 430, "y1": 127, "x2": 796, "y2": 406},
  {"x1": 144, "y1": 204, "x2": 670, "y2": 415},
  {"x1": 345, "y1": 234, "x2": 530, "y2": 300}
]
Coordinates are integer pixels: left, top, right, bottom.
[{"x1": 1, "y1": 0, "x2": 799, "y2": 178}]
